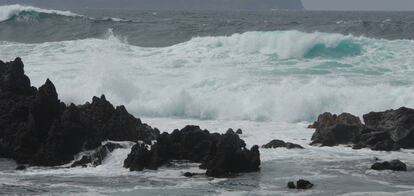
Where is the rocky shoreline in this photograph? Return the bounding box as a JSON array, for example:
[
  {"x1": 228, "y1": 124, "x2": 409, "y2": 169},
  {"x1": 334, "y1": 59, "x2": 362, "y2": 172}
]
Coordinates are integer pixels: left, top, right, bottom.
[
  {"x1": 0, "y1": 58, "x2": 160, "y2": 166},
  {"x1": 124, "y1": 126, "x2": 260, "y2": 177},
  {"x1": 0, "y1": 57, "x2": 412, "y2": 183},
  {"x1": 0, "y1": 58, "x2": 261, "y2": 177},
  {"x1": 309, "y1": 108, "x2": 414, "y2": 151}
]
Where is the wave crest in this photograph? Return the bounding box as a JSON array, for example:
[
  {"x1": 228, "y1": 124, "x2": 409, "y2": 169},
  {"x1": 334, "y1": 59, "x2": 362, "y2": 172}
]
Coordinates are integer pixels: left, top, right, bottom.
[
  {"x1": 0, "y1": 4, "x2": 129, "y2": 22},
  {"x1": 186, "y1": 31, "x2": 362, "y2": 59},
  {"x1": 0, "y1": 4, "x2": 82, "y2": 22},
  {"x1": 1, "y1": 30, "x2": 414, "y2": 122}
]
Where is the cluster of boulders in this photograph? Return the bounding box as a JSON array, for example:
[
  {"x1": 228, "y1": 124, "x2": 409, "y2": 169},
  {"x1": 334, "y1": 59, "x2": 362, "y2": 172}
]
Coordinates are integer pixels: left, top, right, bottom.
[
  {"x1": 309, "y1": 108, "x2": 414, "y2": 151},
  {"x1": 124, "y1": 126, "x2": 260, "y2": 177},
  {"x1": 0, "y1": 58, "x2": 159, "y2": 166}
]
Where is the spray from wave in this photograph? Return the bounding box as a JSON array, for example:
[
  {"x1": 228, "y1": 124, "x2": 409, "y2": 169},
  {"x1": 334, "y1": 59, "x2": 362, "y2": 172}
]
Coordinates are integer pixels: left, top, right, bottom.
[{"x1": 1, "y1": 30, "x2": 414, "y2": 122}]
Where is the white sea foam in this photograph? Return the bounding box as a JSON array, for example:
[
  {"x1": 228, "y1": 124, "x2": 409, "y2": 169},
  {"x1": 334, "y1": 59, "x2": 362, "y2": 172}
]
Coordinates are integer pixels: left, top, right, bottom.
[{"x1": 1, "y1": 30, "x2": 414, "y2": 122}]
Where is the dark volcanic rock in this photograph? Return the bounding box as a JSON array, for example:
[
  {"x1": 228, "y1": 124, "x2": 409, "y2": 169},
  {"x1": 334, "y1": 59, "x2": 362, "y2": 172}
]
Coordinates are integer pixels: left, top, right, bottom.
[
  {"x1": 124, "y1": 126, "x2": 260, "y2": 177},
  {"x1": 312, "y1": 107, "x2": 414, "y2": 151},
  {"x1": 0, "y1": 57, "x2": 36, "y2": 95},
  {"x1": 354, "y1": 130, "x2": 400, "y2": 151},
  {"x1": 296, "y1": 179, "x2": 314, "y2": 189},
  {"x1": 183, "y1": 172, "x2": 204, "y2": 177},
  {"x1": 358, "y1": 107, "x2": 414, "y2": 150},
  {"x1": 0, "y1": 58, "x2": 159, "y2": 166},
  {"x1": 262, "y1": 139, "x2": 304, "y2": 149},
  {"x1": 236, "y1": 129, "x2": 243, "y2": 134},
  {"x1": 202, "y1": 130, "x2": 260, "y2": 177},
  {"x1": 123, "y1": 143, "x2": 154, "y2": 171},
  {"x1": 15, "y1": 165, "x2": 26, "y2": 170},
  {"x1": 310, "y1": 112, "x2": 363, "y2": 146},
  {"x1": 287, "y1": 179, "x2": 314, "y2": 190},
  {"x1": 371, "y1": 160, "x2": 407, "y2": 171},
  {"x1": 287, "y1": 181, "x2": 296, "y2": 189}
]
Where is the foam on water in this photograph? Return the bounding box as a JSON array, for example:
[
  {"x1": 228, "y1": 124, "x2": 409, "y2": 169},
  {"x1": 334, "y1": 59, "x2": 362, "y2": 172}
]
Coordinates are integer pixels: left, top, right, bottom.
[{"x1": 2, "y1": 30, "x2": 414, "y2": 122}]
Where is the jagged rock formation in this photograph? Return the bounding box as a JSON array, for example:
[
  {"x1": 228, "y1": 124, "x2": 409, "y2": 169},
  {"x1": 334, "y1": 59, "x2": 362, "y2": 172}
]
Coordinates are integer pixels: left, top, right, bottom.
[
  {"x1": 0, "y1": 58, "x2": 159, "y2": 166},
  {"x1": 124, "y1": 126, "x2": 261, "y2": 177},
  {"x1": 310, "y1": 113, "x2": 362, "y2": 146},
  {"x1": 310, "y1": 108, "x2": 414, "y2": 151}
]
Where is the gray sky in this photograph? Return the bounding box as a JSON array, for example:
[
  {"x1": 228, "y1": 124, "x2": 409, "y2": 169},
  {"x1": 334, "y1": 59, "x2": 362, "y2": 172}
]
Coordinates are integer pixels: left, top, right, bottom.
[
  {"x1": 3, "y1": 0, "x2": 414, "y2": 11},
  {"x1": 303, "y1": 0, "x2": 414, "y2": 11}
]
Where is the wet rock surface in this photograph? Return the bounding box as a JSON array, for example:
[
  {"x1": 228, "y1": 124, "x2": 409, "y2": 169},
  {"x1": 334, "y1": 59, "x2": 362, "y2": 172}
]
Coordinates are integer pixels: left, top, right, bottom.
[
  {"x1": 296, "y1": 179, "x2": 314, "y2": 189},
  {"x1": 311, "y1": 108, "x2": 414, "y2": 151},
  {"x1": 356, "y1": 107, "x2": 414, "y2": 150},
  {"x1": 371, "y1": 160, "x2": 407, "y2": 171},
  {"x1": 15, "y1": 165, "x2": 26, "y2": 170},
  {"x1": 310, "y1": 112, "x2": 362, "y2": 146},
  {"x1": 262, "y1": 139, "x2": 304, "y2": 149},
  {"x1": 235, "y1": 129, "x2": 243, "y2": 134},
  {"x1": 287, "y1": 179, "x2": 314, "y2": 189},
  {"x1": 124, "y1": 126, "x2": 260, "y2": 177},
  {"x1": 70, "y1": 142, "x2": 124, "y2": 167},
  {"x1": 287, "y1": 181, "x2": 296, "y2": 189}
]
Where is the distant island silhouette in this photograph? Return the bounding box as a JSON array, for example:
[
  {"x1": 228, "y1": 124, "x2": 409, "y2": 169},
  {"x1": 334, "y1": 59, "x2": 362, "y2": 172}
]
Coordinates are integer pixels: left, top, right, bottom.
[{"x1": 0, "y1": 0, "x2": 304, "y2": 10}]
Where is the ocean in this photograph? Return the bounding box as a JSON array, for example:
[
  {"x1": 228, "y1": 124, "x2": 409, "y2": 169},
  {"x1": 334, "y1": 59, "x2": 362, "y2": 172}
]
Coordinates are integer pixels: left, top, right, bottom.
[{"x1": 0, "y1": 4, "x2": 414, "y2": 195}]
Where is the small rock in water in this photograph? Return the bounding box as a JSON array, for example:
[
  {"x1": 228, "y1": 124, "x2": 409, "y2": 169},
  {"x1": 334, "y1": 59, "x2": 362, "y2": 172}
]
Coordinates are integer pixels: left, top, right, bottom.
[
  {"x1": 296, "y1": 179, "x2": 314, "y2": 189},
  {"x1": 15, "y1": 165, "x2": 26, "y2": 170},
  {"x1": 183, "y1": 172, "x2": 200, "y2": 177},
  {"x1": 236, "y1": 129, "x2": 243, "y2": 134},
  {"x1": 371, "y1": 160, "x2": 407, "y2": 171},
  {"x1": 262, "y1": 139, "x2": 304, "y2": 149},
  {"x1": 287, "y1": 179, "x2": 314, "y2": 190},
  {"x1": 287, "y1": 181, "x2": 296, "y2": 189}
]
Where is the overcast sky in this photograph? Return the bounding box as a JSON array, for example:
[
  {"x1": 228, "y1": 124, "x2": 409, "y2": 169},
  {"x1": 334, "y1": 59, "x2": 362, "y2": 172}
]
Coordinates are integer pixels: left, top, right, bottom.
[
  {"x1": 3, "y1": 0, "x2": 414, "y2": 11},
  {"x1": 303, "y1": 0, "x2": 414, "y2": 11}
]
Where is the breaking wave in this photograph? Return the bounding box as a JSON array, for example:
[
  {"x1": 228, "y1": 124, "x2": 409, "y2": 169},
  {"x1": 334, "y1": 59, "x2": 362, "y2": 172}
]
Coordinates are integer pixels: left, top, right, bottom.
[
  {"x1": 0, "y1": 4, "x2": 128, "y2": 22},
  {"x1": 0, "y1": 4, "x2": 81, "y2": 22},
  {"x1": 1, "y1": 30, "x2": 414, "y2": 122}
]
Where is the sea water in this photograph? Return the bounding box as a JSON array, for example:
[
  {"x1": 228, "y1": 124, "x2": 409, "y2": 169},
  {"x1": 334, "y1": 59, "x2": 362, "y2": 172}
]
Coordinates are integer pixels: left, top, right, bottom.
[{"x1": 0, "y1": 4, "x2": 414, "y2": 195}]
